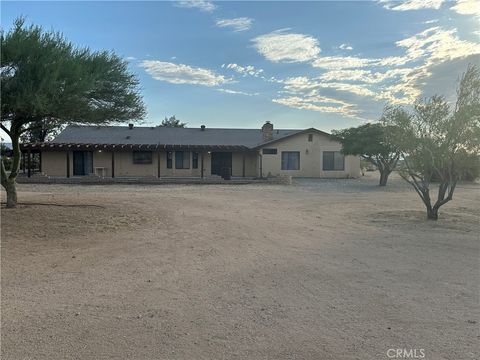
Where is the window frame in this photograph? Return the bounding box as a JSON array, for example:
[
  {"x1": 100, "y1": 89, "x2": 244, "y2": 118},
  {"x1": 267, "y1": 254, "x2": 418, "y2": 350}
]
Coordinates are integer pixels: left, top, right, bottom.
[
  {"x1": 308, "y1": 134, "x2": 313, "y2": 142},
  {"x1": 192, "y1": 152, "x2": 199, "y2": 169},
  {"x1": 175, "y1": 151, "x2": 190, "y2": 169},
  {"x1": 166, "y1": 151, "x2": 173, "y2": 169},
  {"x1": 322, "y1": 151, "x2": 345, "y2": 171},
  {"x1": 132, "y1": 151, "x2": 153, "y2": 165},
  {"x1": 262, "y1": 148, "x2": 278, "y2": 155},
  {"x1": 281, "y1": 151, "x2": 300, "y2": 170}
]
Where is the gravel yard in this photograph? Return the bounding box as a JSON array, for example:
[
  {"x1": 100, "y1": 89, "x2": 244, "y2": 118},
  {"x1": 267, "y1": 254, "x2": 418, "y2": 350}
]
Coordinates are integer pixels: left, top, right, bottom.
[{"x1": 1, "y1": 173, "x2": 479, "y2": 360}]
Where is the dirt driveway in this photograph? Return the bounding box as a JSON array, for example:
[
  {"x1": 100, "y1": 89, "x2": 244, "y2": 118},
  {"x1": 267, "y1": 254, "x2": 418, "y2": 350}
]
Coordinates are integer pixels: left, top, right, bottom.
[{"x1": 1, "y1": 173, "x2": 479, "y2": 359}]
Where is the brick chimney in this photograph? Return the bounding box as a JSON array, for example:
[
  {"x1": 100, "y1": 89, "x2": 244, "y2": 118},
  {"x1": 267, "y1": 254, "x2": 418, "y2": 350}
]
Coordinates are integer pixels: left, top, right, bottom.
[{"x1": 262, "y1": 121, "x2": 273, "y2": 142}]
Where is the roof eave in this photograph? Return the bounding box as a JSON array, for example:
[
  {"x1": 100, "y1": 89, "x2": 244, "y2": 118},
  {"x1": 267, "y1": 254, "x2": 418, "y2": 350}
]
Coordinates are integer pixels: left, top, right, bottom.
[{"x1": 251, "y1": 128, "x2": 333, "y2": 149}]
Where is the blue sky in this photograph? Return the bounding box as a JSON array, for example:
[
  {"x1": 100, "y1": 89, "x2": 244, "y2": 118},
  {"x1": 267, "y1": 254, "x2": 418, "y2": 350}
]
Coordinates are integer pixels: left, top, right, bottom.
[{"x1": 1, "y1": 0, "x2": 479, "y2": 136}]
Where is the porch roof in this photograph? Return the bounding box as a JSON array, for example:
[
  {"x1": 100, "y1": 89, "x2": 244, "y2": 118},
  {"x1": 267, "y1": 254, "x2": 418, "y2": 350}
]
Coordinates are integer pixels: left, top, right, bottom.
[{"x1": 20, "y1": 142, "x2": 251, "y2": 152}]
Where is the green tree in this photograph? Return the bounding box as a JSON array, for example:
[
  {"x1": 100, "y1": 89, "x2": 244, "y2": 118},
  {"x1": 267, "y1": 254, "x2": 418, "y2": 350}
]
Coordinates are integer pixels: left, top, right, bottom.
[
  {"x1": 1, "y1": 18, "x2": 145, "y2": 207},
  {"x1": 158, "y1": 115, "x2": 186, "y2": 128},
  {"x1": 20, "y1": 117, "x2": 63, "y2": 142},
  {"x1": 388, "y1": 64, "x2": 480, "y2": 220},
  {"x1": 332, "y1": 110, "x2": 404, "y2": 186}
]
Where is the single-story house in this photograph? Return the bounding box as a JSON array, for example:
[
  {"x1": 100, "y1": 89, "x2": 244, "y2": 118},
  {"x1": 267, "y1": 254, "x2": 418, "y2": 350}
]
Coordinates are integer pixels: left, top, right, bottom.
[{"x1": 20, "y1": 121, "x2": 361, "y2": 179}]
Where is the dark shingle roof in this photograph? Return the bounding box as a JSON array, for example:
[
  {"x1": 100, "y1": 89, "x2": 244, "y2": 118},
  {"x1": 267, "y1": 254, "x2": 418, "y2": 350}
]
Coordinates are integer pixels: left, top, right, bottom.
[{"x1": 51, "y1": 125, "x2": 304, "y2": 148}]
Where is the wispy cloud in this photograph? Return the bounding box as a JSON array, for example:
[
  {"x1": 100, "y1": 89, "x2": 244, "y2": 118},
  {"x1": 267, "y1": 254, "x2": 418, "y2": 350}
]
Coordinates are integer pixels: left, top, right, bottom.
[
  {"x1": 221, "y1": 63, "x2": 264, "y2": 77},
  {"x1": 125, "y1": 56, "x2": 137, "y2": 61},
  {"x1": 273, "y1": 95, "x2": 361, "y2": 118},
  {"x1": 175, "y1": 0, "x2": 216, "y2": 12},
  {"x1": 450, "y1": 0, "x2": 480, "y2": 17},
  {"x1": 215, "y1": 17, "x2": 253, "y2": 32},
  {"x1": 251, "y1": 29, "x2": 321, "y2": 63},
  {"x1": 318, "y1": 68, "x2": 412, "y2": 84},
  {"x1": 140, "y1": 60, "x2": 230, "y2": 86},
  {"x1": 272, "y1": 76, "x2": 368, "y2": 118},
  {"x1": 380, "y1": 0, "x2": 444, "y2": 11},
  {"x1": 217, "y1": 88, "x2": 259, "y2": 96},
  {"x1": 423, "y1": 19, "x2": 439, "y2": 24},
  {"x1": 269, "y1": 23, "x2": 480, "y2": 117},
  {"x1": 339, "y1": 43, "x2": 353, "y2": 51}
]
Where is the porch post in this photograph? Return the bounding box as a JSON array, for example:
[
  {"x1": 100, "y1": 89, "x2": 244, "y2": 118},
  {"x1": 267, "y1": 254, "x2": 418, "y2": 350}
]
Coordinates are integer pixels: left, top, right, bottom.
[
  {"x1": 259, "y1": 154, "x2": 263, "y2": 178},
  {"x1": 201, "y1": 152, "x2": 204, "y2": 178},
  {"x1": 157, "y1": 150, "x2": 161, "y2": 178},
  {"x1": 66, "y1": 151, "x2": 70, "y2": 178},
  {"x1": 22, "y1": 152, "x2": 26, "y2": 173},
  {"x1": 39, "y1": 152, "x2": 42, "y2": 173},
  {"x1": 27, "y1": 149, "x2": 31, "y2": 178},
  {"x1": 111, "y1": 151, "x2": 115, "y2": 178},
  {"x1": 242, "y1": 153, "x2": 246, "y2": 178}
]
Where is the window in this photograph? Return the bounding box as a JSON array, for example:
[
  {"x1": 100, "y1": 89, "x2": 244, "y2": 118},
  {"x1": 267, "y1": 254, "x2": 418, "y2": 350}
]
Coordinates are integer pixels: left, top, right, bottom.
[
  {"x1": 175, "y1": 151, "x2": 190, "y2": 169},
  {"x1": 133, "y1": 151, "x2": 152, "y2": 164},
  {"x1": 192, "y1": 152, "x2": 199, "y2": 169},
  {"x1": 281, "y1": 151, "x2": 300, "y2": 170},
  {"x1": 308, "y1": 134, "x2": 313, "y2": 142},
  {"x1": 166, "y1": 151, "x2": 173, "y2": 169},
  {"x1": 263, "y1": 148, "x2": 277, "y2": 155},
  {"x1": 323, "y1": 151, "x2": 344, "y2": 171}
]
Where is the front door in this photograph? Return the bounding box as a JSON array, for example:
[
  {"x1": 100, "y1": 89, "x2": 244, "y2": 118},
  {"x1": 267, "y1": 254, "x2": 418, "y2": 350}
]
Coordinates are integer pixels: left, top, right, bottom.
[
  {"x1": 73, "y1": 151, "x2": 93, "y2": 176},
  {"x1": 211, "y1": 152, "x2": 232, "y2": 176}
]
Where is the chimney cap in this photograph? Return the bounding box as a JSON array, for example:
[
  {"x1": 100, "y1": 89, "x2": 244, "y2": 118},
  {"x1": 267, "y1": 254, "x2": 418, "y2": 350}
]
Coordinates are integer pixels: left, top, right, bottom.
[
  {"x1": 128, "y1": 123, "x2": 134, "y2": 129},
  {"x1": 200, "y1": 125, "x2": 206, "y2": 131}
]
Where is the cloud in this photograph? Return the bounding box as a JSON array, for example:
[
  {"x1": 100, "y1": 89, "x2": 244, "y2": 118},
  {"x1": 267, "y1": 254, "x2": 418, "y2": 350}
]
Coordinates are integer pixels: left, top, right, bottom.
[
  {"x1": 217, "y1": 88, "x2": 259, "y2": 96},
  {"x1": 318, "y1": 68, "x2": 413, "y2": 84},
  {"x1": 175, "y1": 0, "x2": 216, "y2": 12},
  {"x1": 279, "y1": 75, "x2": 380, "y2": 102},
  {"x1": 396, "y1": 26, "x2": 480, "y2": 66},
  {"x1": 221, "y1": 63, "x2": 264, "y2": 77},
  {"x1": 423, "y1": 19, "x2": 439, "y2": 24},
  {"x1": 273, "y1": 95, "x2": 361, "y2": 118},
  {"x1": 125, "y1": 56, "x2": 137, "y2": 61},
  {"x1": 312, "y1": 56, "x2": 380, "y2": 70},
  {"x1": 339, "y1": 43, "x2": 353, "y2": 51},
  {"x1": 140, "y1": 60, "x2": 230, "y2": 86},
  {"x1": 450, "y1": 0, "x2": 480, "y2": 17},
  {"x1": 273, "y1": 23, "x2": 480, "y2": 116},
  {"x1": 315, "y1": 27, "x2": 479, "y2": 104},
  {"x1": 274, "y1": 76, "x2": 373, "y2": 118},
  {"x1": 383, "y1": 26, "x2": 480, "y2": 103},
  {"x1": 215, "y1": 17, "x2": 253, "y2": 32},
  {"x1": 380, "y1": 0, "x2": 444, "y2": 11},
  {"x1": 252, "y1": 29, "x2": 321, "y2": 63}
]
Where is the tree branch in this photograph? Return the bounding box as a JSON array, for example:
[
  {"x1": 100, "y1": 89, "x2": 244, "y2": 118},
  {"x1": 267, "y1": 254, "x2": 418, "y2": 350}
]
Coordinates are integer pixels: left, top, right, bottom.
[{"x1": 0, "y1": 124, "x2": 12, "y2": 137}]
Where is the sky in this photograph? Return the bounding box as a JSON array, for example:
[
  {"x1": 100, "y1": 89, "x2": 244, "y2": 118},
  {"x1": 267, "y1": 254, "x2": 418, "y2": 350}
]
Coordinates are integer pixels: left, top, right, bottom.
[{"x1": 1, "y1": 0, "x2": 480, "y2": 137}]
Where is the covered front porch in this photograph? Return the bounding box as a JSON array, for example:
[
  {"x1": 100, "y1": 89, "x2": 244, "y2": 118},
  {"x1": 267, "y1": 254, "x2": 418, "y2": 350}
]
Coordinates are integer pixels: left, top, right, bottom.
[{"x1": 20, "y1": 143, "x2": 260, "y2": 180}]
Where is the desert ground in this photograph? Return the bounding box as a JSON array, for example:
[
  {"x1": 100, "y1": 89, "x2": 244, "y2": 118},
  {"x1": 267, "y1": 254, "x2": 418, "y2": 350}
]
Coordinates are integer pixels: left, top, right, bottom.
[{"x1": 1, "y1": 172, "x2": 479, "y2": 360}]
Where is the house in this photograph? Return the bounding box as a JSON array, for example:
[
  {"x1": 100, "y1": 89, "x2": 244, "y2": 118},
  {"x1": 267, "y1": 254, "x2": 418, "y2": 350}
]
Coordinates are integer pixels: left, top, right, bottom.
[{"x1": 20, "y1": 122, "x2": 361, "y2": 179}]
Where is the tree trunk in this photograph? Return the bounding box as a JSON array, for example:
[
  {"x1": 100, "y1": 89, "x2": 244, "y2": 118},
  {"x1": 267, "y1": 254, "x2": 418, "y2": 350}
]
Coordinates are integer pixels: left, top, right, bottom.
[
  {"x1": 4, "y1": 180, "x2": 17, "y2": 208},
  {"x1": 379, "y1": 170, "x2": 390, "y2": 186},
  {"x1": 2, "y1": 129, "x2": 22, "y2": 208},
  {"x1": 426, "y1": 206, "x2": 438, "y2": 220}
]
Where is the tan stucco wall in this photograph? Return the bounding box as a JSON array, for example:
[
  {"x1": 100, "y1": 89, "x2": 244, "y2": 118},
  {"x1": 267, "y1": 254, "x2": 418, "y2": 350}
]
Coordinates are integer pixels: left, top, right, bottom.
[
  {"x1": 259, "y1": 132, "x2": 361, "y2": 178},
  {"x1": 41, "y1": 135, "x2": 359, "y2": 179},
  {"x1": 93, "y1": 151, "x2": 112, "y2": 177},
  {"x1": 41, "y1": 150, "x2": 241, "y2": 178},
  {"x1": 232, "y1": 152, "x2": 258, "y2": 177},
  {"x1": 42, "y1": 151, "x2": 69, "y2": 177}
]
